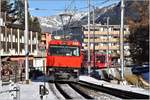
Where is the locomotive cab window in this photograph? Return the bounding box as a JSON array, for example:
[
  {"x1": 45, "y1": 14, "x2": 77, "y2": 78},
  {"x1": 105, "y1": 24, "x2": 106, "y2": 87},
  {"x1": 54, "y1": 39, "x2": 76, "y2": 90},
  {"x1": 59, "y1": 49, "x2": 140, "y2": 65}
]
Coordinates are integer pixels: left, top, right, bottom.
[
  {"x1": 96, "y1": 55, "x2": 105, "y2": 63},
  {"x1": 48, "y1": 45, "x2": 80, "y2": 56}
]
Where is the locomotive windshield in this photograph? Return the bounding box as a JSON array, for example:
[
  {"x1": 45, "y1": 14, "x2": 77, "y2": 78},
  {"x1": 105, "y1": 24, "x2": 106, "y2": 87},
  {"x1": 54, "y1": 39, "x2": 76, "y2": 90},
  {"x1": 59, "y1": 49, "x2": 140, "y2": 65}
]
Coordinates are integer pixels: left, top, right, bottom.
[
  {"x1": 48, "y1": 45, "x2": 80, "y2": 56},
  {"x1": 96, "y1": 55, "x2": 106, "y2": 63}
]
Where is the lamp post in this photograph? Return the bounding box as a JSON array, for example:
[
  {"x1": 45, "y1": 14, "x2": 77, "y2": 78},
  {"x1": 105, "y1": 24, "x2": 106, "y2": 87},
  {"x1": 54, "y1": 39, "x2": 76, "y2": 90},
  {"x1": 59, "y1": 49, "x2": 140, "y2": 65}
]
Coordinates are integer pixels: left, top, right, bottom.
[
  {"x1": 59, "y1": 13, "x2": 73, "y2": 39},
  {"x1": 24, "y1": 0, "x2": 29, "y2": 84}
]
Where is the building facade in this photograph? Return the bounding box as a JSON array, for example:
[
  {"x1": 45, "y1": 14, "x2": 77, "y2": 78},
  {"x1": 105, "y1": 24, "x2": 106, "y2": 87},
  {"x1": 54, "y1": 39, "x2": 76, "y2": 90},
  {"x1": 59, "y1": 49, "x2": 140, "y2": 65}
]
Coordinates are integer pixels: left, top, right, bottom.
[
  {"x1": 0, "y1": 25, "x2": 39, "y2": 57},
  {"x1": 82, "y1": 24, "x2": 130, "y2": 63}
]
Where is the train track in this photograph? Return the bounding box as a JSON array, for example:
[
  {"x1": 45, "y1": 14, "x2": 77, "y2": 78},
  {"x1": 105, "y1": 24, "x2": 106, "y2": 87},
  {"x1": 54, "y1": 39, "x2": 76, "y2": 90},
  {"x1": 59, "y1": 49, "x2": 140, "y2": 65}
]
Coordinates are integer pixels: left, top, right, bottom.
[
  {"x1": 77, "y1": 81, "x2": 149, "y2": 99},
  {"x1": 55, "y1": 83, "x2": 72, "y2": 99},
  {"x1": 49, "y1": 83, "x2": 65, "y2": 100},
  {"x1": 49, "y1": 81, "x2": 93, "y2": 99},
  {"x1": 70, "y1": 82, "x2": 121, "y2": 100},
  {"x1": 68, "y1": 83, "x2": 94, "y2": 99},
  {"x1": 48, "y1": 80, "x2": 149, "y2": 99}
]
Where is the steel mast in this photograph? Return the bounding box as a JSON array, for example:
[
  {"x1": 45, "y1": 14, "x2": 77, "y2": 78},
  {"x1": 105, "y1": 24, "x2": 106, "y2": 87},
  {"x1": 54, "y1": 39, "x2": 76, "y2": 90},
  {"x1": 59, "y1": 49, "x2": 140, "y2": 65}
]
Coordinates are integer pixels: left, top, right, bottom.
[
  {"x1": 106, "y1": 17, "x2": 110, "y2": 75},
  {"x1": 120, "y1": 0, "x2": 125, "y2": 80},
  {"x1": 87, "y1": 0, "x2": 91, "y2": 75},
  {"x1": 0, "y1": 0, "x2": 2, "y2": 86},
  {"x1": 92, "y1": 6, "x2": 95, "y2": 69},
  {"x1": 25, "y1": 0, "x2": 29, "y2": 84}
]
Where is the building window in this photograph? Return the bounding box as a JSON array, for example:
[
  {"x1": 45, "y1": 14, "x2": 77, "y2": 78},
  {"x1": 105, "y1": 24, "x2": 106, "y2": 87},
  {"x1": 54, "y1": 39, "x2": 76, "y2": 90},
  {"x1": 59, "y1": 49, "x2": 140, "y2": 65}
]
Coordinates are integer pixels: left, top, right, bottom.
[
  {"x1": 8, "y1": 34, "x2": 11, "y2": 42},
  {"x1": 22, "y1": 36, "x2": 24, "y2": 43},
  {"x1": 1, "y1": 34, "x2": 3, "y2": 41},
  {"x1": 100, "y1": 28, "x2": 103, "y2": 31}
]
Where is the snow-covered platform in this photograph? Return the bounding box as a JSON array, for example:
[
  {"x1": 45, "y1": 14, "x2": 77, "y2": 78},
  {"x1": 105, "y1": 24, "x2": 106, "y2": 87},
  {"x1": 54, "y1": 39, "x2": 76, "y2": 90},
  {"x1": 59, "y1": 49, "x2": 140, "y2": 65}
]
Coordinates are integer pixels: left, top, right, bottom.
[
  {"x1": 79, "y1": 75, "x2": 149, "y2": 96},
  {"x1": 0, "y1": 81, "x2": 57, "y2": 100}
]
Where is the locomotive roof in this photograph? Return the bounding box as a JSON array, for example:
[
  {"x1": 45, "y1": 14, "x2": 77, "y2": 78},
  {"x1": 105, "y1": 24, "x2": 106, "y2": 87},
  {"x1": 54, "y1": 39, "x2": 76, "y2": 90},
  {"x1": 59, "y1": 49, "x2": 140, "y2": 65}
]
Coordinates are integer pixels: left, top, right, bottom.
[{"x1": 49, "y1": 39, "x2": 81, "y2": 46}]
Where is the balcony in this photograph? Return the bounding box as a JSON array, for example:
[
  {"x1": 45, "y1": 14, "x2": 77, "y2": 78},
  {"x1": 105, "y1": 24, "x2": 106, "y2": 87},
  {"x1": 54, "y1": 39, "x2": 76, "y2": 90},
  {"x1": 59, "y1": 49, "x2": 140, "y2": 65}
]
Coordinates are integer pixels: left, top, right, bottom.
[
  {"x1": 84, "y1": 31, "x2": 129, "y2": 36},
  {"x1": 83, "y1": 38, "x2": 119, "y2": 43},
  {"x1": 84, "y1": 45, "x2": 119, "y2": 50},
  {"x1": 84, "y1": 31, "x2": 120, "y2": 35}
]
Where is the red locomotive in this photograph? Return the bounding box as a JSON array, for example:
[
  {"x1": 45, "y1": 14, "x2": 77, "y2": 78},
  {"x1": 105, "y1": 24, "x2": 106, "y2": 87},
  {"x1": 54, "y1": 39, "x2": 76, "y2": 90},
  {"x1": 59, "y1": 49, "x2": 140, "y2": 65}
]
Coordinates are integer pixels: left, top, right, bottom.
[
  {"x1": 82, "y1": 51, "x2": 112, "y2": 69},
  {"x1": 46, "y1": 39, "x2": 83, "y2": 80},
  {"x1": 94, "y1": 53, "x2": 112, "y2": 69}
]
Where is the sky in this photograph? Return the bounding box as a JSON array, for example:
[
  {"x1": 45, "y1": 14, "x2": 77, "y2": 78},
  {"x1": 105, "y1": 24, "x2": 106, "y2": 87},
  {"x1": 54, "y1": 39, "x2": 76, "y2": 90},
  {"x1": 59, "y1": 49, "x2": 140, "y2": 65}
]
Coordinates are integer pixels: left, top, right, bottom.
[{"x1": 28, "y1": 0, "x2": 120, "y2": 17}]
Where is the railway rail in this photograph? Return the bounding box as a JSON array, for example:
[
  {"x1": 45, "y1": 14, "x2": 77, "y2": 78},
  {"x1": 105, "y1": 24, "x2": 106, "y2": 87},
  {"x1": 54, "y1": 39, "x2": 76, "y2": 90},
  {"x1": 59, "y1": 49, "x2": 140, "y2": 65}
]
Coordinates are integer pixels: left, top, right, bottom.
[
  {"x1": 48, "y1": 80, "x2": 149, "y2": 99},
  {"x1": 77, "y1": 80, "x2": 149, "y2": 99},
  {"x1": 53, "y1": 82, "x2": 93, "y2": 99},
  {"x1": 69, "y1": 82, "x2": 120, "y2": 100},
  {"x1": 55, "y1": 83, "x2": 72, "y2": 99}
]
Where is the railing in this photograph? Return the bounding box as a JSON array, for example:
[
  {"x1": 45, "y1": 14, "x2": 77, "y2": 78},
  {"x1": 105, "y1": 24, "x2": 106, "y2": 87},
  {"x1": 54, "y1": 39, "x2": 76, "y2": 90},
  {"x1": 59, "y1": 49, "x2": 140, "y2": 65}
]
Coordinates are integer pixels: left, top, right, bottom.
[
  {"x1": 84, "y1": 46, "x2": 119, "y2": 50},
  {"x1": 84, "y1": 38, "x2": 119, "y2": 43},
  {"x1": 84, "y1": 31, "x2": 130, "y2": 35}
]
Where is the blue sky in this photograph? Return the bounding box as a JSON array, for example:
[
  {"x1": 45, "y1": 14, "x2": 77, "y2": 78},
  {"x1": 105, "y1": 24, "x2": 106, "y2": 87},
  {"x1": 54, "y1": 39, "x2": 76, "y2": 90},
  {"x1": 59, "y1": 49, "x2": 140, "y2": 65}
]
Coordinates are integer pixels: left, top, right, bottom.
[{"x1": 29, "y1": 0, "x2": 120, "y2": 17}]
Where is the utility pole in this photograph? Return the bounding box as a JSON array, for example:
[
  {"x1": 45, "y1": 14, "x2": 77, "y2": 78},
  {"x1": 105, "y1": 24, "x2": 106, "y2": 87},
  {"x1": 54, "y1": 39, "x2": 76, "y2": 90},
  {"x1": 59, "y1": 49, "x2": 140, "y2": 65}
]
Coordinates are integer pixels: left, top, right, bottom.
[
  {"x1": 106, "y1": 17, "x2": 110, "y2": 74},
  {"x1": 25, "y1": 0, "x2": 29, "y2": 84},
  {"x1": 0, "y1": 0, "x2": 2, "y2": 86},
  {"x1": 60, "y1": 15, "x2": 65, "y2": 39},
  {"x1": 120, "y1": 0, "x2": 125, "y2": 80},
  {"x1": 87, "y1": 0, "x2": 91, "y2": 75},
  {"x1": 4, "y1": 12, "x2": 7, "y2": 53},
  {"x1": 92, "y1": 6, "x2": 95, "y2": 69}
]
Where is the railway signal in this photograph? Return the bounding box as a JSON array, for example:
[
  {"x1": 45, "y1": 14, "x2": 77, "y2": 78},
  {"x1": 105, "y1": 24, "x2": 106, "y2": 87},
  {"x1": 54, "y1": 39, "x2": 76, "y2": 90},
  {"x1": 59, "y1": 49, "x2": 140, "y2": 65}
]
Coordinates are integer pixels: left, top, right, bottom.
[{"x1": 39, "y1": 85, "x2": 49, "y2": 100}]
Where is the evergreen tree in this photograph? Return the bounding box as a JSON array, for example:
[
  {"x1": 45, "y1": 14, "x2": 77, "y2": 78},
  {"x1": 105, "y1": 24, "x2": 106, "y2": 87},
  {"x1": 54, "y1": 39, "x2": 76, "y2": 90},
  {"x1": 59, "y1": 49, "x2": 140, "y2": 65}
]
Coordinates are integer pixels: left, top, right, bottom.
[
  {"x1": 127, "y1": 1, "x2": 149, "y2": 64},
  {"x1": 1, "y1": 0, "x2": 41, "y2": 37},
  {"x1": 1, "y1": 1, "x2": 16, "y2": 24},
  {"x1": 14, "y1": 0, "x2": 25, "y2": 25}
]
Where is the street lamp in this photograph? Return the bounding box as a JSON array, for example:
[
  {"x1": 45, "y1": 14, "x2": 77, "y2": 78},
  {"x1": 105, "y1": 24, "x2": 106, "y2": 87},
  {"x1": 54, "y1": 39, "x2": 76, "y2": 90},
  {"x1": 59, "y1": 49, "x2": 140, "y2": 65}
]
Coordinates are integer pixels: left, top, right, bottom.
[{"x1": 59, "y1": 13, "x2": 73, "y2": 39}]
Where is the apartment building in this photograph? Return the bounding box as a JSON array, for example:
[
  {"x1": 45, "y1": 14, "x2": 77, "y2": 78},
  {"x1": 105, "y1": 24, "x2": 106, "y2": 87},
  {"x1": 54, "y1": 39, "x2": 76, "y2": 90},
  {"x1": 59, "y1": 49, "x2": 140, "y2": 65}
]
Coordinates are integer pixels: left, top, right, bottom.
[
  {"x1": 82, "y1": 24, "x2": 130, "y2": 62},
  {"x1": 0, "y1": 24, "x2": 39, "y2": 60}
]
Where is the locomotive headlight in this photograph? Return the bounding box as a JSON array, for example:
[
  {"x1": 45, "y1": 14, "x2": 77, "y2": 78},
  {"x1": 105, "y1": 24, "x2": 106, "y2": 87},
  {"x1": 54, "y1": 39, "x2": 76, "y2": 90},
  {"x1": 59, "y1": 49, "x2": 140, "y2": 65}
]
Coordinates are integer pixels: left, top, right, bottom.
[
  {"x1": 74, "y1": 69, "x2": 78, "y2": 72},
  {"x1": 73, "y1": 42, "x2": 78, "y2": 45},
  {"x1": 62, "y1": 42, "x2": 67, "y2": 45}
]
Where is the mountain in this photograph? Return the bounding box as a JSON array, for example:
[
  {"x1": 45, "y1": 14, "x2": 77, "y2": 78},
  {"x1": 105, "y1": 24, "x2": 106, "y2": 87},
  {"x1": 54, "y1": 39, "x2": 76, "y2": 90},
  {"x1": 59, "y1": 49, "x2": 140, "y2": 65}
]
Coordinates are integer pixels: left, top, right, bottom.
[
  {"x1": 37, "y1": 1, "x2": 147, "y2": 42},
  {"x1": 80, "y1": 3, "x2": 118, "y2": 25},
  {"x1": 37, "y1": 11, "x2": 87, "y2": 33},
  {"x1": 95, "y1": 1, "x2": 147, "y2": 25}
]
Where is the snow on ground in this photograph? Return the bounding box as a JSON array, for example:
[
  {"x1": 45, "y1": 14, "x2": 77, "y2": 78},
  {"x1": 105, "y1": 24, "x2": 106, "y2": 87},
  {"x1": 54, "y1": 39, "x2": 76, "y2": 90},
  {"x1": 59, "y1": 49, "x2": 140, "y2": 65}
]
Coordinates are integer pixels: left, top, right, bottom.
[
  {"x1": 0, "y1": 81, "x2": 58, "y2": 100},
  {"x1": 0, "y1": 75, "x2": 149, "y2": 100},
  {"x1": 79, "y1": 75, "x2": 149, "y2": 96}
]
